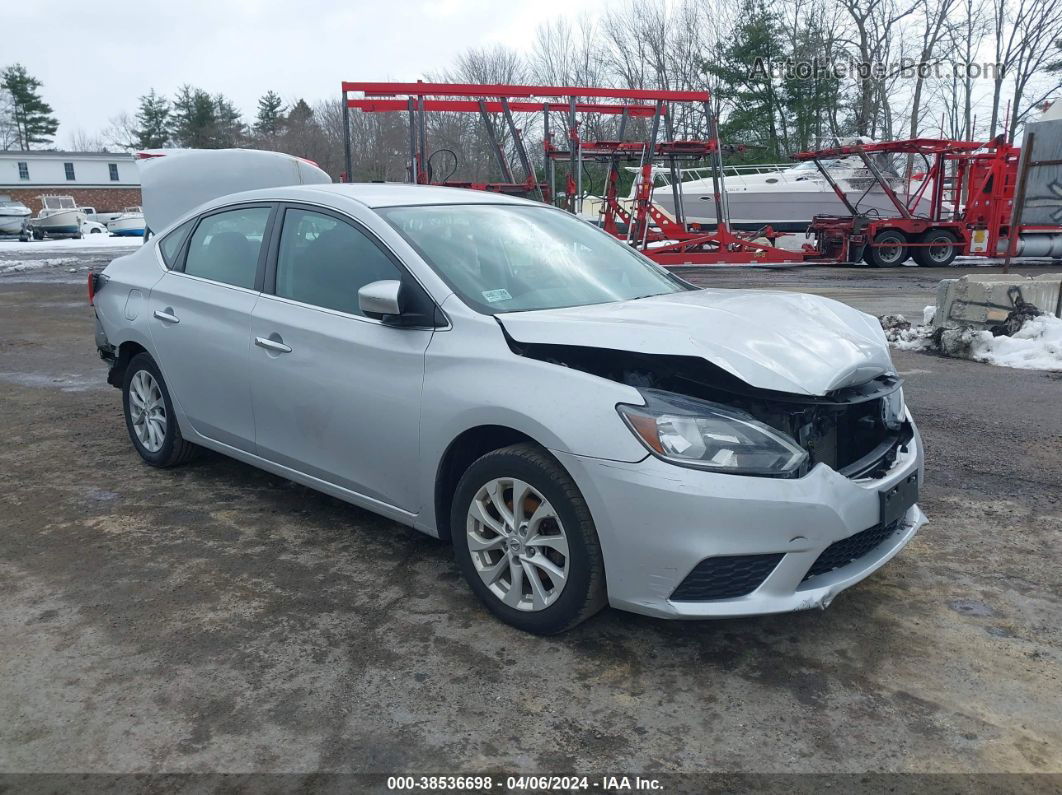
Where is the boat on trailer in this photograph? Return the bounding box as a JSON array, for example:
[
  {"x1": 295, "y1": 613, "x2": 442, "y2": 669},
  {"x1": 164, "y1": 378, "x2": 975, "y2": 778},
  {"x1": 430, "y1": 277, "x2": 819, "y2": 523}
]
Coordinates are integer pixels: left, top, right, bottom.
[
  {"x1": 28, "y1": 196, "x2": 85, "y2": 238},
  {"x1": 0, "y1": 195, "x2": 31, "y2": 236},
  {"x1": 649, "y1": 149, "x2": 935, "y2": 233},
  {"x1": 107, "y1": 206, "x2": 146, "y2": 237}
]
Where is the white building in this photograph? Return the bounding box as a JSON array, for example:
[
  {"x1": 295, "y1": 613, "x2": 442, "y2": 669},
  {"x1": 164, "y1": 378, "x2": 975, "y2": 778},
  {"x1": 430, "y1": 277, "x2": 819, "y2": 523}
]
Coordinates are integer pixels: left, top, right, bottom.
[{"x1": 0, "y1": 151, "x2": 141, "y2": 214}]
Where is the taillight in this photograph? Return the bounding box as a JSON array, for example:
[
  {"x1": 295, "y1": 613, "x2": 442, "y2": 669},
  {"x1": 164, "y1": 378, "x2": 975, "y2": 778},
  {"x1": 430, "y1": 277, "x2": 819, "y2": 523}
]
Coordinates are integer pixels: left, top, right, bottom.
[{"x1": 87, "y1": 271, "x2": 98, "y2": 305}]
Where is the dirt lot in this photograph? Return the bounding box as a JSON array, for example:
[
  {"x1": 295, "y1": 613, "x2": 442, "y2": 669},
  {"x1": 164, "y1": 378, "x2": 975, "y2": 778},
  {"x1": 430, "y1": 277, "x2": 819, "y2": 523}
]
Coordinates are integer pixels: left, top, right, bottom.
[{"x1": 0, "y1": 250, "x2": 1060, "y2": 781}]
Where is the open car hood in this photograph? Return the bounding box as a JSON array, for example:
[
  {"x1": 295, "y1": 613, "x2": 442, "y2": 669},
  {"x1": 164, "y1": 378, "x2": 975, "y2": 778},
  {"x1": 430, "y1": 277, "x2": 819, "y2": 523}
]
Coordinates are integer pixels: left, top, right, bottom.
[{"x1": 496, "y1": 288, "x2": 894, "y2": 396}]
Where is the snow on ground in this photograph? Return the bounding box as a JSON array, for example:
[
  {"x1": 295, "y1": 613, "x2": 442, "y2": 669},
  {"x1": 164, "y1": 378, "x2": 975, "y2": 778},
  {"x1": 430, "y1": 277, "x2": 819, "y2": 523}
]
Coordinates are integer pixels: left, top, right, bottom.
[
  {"x1": 0, "y1": 257, "x2": 80, "y2": 274},
  {"x1": 0, "y1": 237, "x2": 141, "y2": 282},
  {"x1": 880, "y1": 309, "x2": 937, "y2": 351},
  {"x1": 0, "y1": 236, "x2": 143, "y2": 253},
  {"x1": 955, "y1": 314, "x2": 1062, "y2": 371},
  {"x1": 881, "y1": 306, "x2": 1062, "y2": 371}
]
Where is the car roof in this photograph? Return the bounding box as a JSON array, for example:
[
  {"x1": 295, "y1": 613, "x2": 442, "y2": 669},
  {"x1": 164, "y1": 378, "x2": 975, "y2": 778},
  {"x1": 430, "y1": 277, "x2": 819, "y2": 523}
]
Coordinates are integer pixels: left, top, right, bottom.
[{"x1": 211, "y1": 182, "x2": 541, "y2": 210}]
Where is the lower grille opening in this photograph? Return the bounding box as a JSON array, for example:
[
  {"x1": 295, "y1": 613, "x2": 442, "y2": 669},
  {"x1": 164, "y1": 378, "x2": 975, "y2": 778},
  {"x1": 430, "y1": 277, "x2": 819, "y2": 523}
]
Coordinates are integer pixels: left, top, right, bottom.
[
  {"x1": 670, "y1": 553, "x2": 784, "y2": 601},
  {"x1": 802, "y1": 520, "x2": 902, "y2": 582}
]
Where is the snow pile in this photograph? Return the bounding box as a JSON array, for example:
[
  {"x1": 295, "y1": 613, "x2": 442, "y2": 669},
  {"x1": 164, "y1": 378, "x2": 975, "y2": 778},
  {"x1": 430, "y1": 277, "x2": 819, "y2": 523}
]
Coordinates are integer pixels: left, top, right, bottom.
[
  {"x1": 0, "y1": 256, "x2": 79, "y2": 274},
  {"x1": 880, "y1": 311, "x2": 936, "y2": 351},
  {"x1": 881, "y1": 306, "x2": 1062, "y2": 371},
  {"x1": 0, "y1": 236, "x2": 143, "y2": 252},
  {"x1": 944, "y1": 314, "x2": 1062, "y2": 371}
]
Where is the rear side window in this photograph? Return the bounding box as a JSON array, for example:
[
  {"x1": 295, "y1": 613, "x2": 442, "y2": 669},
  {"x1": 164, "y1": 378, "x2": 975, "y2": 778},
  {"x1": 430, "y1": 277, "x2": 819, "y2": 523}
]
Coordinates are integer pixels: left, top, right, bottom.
[
  {"x1": 183, "y1": 207, "x2": 271, "y2": 289},
  {"x1": 274, "y1": 208, "x2": 401, "y2": 315},
  {"x1": 158, "y1": 219, "x2": 194, "y2": 268}
]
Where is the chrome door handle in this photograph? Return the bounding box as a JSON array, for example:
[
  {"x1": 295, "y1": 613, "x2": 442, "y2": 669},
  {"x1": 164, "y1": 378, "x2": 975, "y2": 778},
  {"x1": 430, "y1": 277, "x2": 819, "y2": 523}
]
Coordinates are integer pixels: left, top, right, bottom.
[
  {"x1": 255, "y1": 336, "x2": 292, "y2": 354},
  {"x1": 153, "y1": 309, "x2": 180, "y2": 324}
]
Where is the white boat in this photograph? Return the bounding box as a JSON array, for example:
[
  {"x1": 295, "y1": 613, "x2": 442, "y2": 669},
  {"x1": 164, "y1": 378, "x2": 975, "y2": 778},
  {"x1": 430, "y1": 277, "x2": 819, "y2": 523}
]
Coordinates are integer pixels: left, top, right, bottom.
[
  {"x1": 0, "y1": 195, "x2": 31, "y2": 236},
  {"x1": 106, "y1": 206, "x2": 146, "y2": 237},
  {"x1": 28, "y1": 196, "x2": 85, "y2": 238},
  {"x1": 650, "y1": 150, "x2": 934, "y2": 232},
  {"x1": 79, "y1": 206, "x2": 124, "y2": 226}
]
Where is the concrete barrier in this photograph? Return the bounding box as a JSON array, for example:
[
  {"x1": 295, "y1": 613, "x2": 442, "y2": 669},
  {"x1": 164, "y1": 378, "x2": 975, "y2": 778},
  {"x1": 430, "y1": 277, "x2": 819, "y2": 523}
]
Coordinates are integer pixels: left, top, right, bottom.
[{"x1": 933, "y1": 273, "x2": 1062, "y2": 330}]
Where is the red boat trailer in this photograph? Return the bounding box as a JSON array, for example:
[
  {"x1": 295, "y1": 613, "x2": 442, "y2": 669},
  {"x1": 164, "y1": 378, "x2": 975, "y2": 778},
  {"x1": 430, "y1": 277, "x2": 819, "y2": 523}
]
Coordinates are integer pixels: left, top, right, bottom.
[
  {"x1": 341, "y1": 81, "x2": 805, "y2": 266},
  {"x1": 792, "y1": 137, "x2": 1034, "y2": 267}
]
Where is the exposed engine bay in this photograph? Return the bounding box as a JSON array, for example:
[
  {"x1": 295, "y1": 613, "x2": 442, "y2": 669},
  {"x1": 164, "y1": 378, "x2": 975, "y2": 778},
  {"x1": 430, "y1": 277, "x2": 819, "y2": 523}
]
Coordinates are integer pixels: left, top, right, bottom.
[{"x1": 509, "y1": 341, "x2": 913, "y2": 479}]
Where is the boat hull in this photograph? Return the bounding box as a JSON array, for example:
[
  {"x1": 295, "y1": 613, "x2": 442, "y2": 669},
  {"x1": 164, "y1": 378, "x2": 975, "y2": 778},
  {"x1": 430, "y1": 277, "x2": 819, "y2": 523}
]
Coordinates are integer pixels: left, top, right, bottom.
[
  {"x1": 30, "y1": 209, "x2": 85, "y2": 237},
  {"x1": 107, "y1": 216, "x2": 146, "y2": 237},
  {"x1": 0, "y1": 215, "x2": 29, "y2": 235},
  {"x1": 653, "y1": 186, "x2": 933, "y2": 231}
]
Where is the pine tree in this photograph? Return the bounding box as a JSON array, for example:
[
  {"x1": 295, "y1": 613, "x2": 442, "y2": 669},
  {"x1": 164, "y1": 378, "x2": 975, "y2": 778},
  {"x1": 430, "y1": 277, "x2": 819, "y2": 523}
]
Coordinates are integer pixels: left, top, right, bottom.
[
  {"x1": 212, "y1": 94, "x2": 246, "y2": 148},
  {"x1": 0, "y1": 64, "x2": 59, "y2": 150},
  {"x1": 170, "y1": 85, "x2": 217, "y2": 148},
  {"x1": 133, "y1": 89, "x2": 171, "y2": 149},
  {"x1": 702, "y1": 0, "x2": 787, "y2": 161},
  {"x1": 285, "y1": 98, "x2": 316, "y2": 129},
  {"x1": 254, "y1": 91, "x2": 286, "y2": 138}
]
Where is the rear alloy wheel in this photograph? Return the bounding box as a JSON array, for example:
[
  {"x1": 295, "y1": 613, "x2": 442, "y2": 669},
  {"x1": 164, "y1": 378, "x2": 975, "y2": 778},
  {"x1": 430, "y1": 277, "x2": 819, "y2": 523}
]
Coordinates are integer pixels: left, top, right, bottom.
[
  {"x1": 864, "y1": 229, "x2": 909, "y2": 267},
  {"x1": 451, "y1": 443, "x2": 607, "y2": 634},
  {"x1": 912, "y1": 229, "x2": 958, "y2": 267},
  {"x1": 122, "y1": 352, "x2": 199, "y2": 467}
]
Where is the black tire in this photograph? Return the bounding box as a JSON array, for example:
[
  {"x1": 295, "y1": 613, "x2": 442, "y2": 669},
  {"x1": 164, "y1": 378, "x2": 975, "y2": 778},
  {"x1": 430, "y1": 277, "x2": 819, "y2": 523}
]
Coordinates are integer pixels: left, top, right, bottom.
[
  {"x1": 451, "y1": 443, "x2": 607, "y2": 634},
  {"x1": 912, "y1": 228, "x2": 959, "y2": 267},
  {"x1": 865, "y1": 229, "x2": 909, "y2": 267},
  {"x1": 89, "y1": 227, "x2": 102, "y2": 235},
  {"x1": 121, "y1": 352, "x2": 199, "y2": 467}
]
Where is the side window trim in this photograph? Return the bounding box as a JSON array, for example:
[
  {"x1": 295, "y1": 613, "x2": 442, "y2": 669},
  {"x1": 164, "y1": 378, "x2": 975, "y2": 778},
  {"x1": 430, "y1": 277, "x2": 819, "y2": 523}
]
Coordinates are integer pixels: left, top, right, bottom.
[
  {"x1": 174, "y1": 202, "x2": 278, "y2": 292},
  {"x1": 263, "y1": 202, "x2": 444, "y2": 327},
  {"x1": 157, "y1": 218, "x2": 194, "y2": 270},
  {"x1": 264, "y1": 202, "x2": 410, "y2": 297}
]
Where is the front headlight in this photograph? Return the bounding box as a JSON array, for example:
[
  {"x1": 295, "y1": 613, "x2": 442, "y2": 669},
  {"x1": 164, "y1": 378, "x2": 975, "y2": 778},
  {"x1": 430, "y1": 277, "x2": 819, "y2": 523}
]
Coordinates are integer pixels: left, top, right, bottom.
[{"x1": 617, "y1": 389, "x2": 808, "y2": 477}]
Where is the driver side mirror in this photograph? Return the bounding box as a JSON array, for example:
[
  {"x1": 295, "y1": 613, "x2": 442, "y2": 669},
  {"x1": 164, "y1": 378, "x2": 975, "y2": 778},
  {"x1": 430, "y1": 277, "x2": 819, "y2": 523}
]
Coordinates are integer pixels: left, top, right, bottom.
[{"x1": 358, "y1": 279, "x2": 402, "y2": 320}]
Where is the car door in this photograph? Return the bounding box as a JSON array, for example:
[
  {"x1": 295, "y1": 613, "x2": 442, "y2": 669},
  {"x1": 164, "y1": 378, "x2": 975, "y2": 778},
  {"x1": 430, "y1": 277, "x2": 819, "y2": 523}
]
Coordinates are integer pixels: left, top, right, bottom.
[
  {"x1": 248, "y1": 205, "x2": 436, "y2": 512},
  {"x1": 148, "y1": 203, "x2": 274, "y2": 452}
]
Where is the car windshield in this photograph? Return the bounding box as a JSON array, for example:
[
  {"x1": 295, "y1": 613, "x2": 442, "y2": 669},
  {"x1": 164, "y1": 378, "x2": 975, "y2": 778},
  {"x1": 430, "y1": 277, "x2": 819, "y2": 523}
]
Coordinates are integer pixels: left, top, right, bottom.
[{"x1": 379, "y1": 203, "x2": 691, "y2": 314}]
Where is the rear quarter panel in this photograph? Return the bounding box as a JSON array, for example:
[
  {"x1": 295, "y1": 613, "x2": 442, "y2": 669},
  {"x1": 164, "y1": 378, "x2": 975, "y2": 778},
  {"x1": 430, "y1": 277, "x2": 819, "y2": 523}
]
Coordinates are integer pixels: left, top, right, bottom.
[{"x1": 96, "y1": 243, "x2": 168, "y2": 355}]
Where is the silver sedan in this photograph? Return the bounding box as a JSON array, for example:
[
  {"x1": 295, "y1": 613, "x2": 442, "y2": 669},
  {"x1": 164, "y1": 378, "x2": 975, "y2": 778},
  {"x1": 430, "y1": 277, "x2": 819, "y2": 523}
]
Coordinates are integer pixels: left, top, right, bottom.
[{"x1": 92, "y1": 183, "x2": 925, "y2": 634}]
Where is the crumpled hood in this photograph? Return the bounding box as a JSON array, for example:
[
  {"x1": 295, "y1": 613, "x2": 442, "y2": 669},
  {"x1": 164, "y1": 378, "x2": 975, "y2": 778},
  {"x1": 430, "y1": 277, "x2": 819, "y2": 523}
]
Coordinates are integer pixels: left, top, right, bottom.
[{"x1": 497, "y1": 288, "x2": 894, "y2": 396}]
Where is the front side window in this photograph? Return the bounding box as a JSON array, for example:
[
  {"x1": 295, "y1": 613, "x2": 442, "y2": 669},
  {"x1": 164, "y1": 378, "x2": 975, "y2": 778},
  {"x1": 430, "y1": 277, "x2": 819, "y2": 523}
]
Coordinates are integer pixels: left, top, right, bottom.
[
  {"x1": 17, "y1": 161, "x2": 29, "y2": 180},
  {"x1": 158, "y1": 218, "x2": 195, "y2": 268},
  {"x1": 379, "y1": 204, "x2": 689, "y2": 314},
  {"x1": 64, "y1": 162, "x2": 75, "y2": 181},
  {"x1": 274, "y1": 208, "x2": 400, "y2": 315},
  {"x1": 183, "y1": 206, "x2": 271, "y2": 289},
  {"x1": 108, "y1": 163, "x2": 119, "y2": 181}
]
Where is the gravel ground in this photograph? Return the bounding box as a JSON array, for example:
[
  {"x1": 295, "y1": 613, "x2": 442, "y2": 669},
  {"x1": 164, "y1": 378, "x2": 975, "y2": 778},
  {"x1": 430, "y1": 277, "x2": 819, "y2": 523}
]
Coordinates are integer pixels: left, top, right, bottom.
[{"x1": 0, "y1": 251, "x2": 1059, "y2": 783}]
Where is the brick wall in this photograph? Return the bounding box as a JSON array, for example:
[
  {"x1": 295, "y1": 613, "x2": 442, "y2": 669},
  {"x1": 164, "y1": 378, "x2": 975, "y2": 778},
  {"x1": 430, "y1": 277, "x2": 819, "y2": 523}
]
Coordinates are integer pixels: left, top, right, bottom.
[{"x1": 2, "y1": 187, "x2": 142, "y2": 214}]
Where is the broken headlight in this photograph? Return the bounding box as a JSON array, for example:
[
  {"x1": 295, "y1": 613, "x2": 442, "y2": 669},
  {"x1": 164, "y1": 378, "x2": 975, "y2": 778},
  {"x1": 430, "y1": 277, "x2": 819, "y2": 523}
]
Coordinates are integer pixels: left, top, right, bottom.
[{"x1": 617, "y1": 389, "x2": 808, "y2": 477}]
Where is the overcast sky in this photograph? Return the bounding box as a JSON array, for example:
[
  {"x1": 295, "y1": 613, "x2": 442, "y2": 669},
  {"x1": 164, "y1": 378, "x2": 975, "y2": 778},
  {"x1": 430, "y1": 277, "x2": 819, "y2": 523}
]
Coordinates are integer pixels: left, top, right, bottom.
[{"x1": 7, "y1": 0, "x2": 600, "y2": 145}]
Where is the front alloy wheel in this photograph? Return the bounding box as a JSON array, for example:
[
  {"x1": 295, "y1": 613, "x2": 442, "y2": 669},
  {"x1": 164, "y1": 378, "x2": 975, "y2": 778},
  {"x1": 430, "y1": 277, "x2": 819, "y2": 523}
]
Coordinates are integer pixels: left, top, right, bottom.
[
  {"x1": 451, "y1": 443, "x2": 607, "y2": 634},
  {"x1": 467, "y1": 477, "x2": 570, "y2": 611}
]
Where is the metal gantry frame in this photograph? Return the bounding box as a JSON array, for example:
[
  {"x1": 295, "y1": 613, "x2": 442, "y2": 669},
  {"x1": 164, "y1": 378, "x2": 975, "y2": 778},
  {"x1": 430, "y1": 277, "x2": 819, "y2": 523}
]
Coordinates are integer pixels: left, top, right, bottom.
[{"x1": 341, "y1": 81, "x2": 804, "y2": 266}]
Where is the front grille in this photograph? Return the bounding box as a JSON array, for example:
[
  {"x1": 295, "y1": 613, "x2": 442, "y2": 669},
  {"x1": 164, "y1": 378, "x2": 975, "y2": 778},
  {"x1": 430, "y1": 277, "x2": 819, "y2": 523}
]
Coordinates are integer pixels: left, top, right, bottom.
[
  {"x1": 802, "y1": 520, "x2": 902, "y2": 581},
  {"x1": 670, "y1": 553, "x2": 784, "y2": 601}
]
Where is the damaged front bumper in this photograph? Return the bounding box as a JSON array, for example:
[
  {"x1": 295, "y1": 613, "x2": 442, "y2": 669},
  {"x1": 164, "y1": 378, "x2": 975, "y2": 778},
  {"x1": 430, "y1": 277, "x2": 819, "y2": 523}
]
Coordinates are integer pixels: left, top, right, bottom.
[{"x1": 553, "y1": 417, "x2": 925, "y2": 619}]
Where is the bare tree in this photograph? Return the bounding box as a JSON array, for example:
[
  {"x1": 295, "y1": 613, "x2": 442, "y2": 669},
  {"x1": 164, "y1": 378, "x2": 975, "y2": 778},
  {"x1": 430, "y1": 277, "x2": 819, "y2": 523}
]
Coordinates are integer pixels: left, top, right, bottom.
[
  {"x1": 989, "y1": 0, "x2": 1062, "y2": 137},
  {"x1": 101, "y1": 112, "x2": 138, "y2": 151},
  {"x1": 948, "y1": 0, "x2": 991, "y2": 139},
  {"x1": 839, "y1": 0, "x2": 918, "y2": 136},
  {"x1": 0, "y1": 88, "x2": 19, "y2": 150},
  {"x1": 907, "y1": 0, "x2": 957, "y2": 139},
  {"x1": 65, "y1": 127, "x2": 108, "y2": 152}
]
